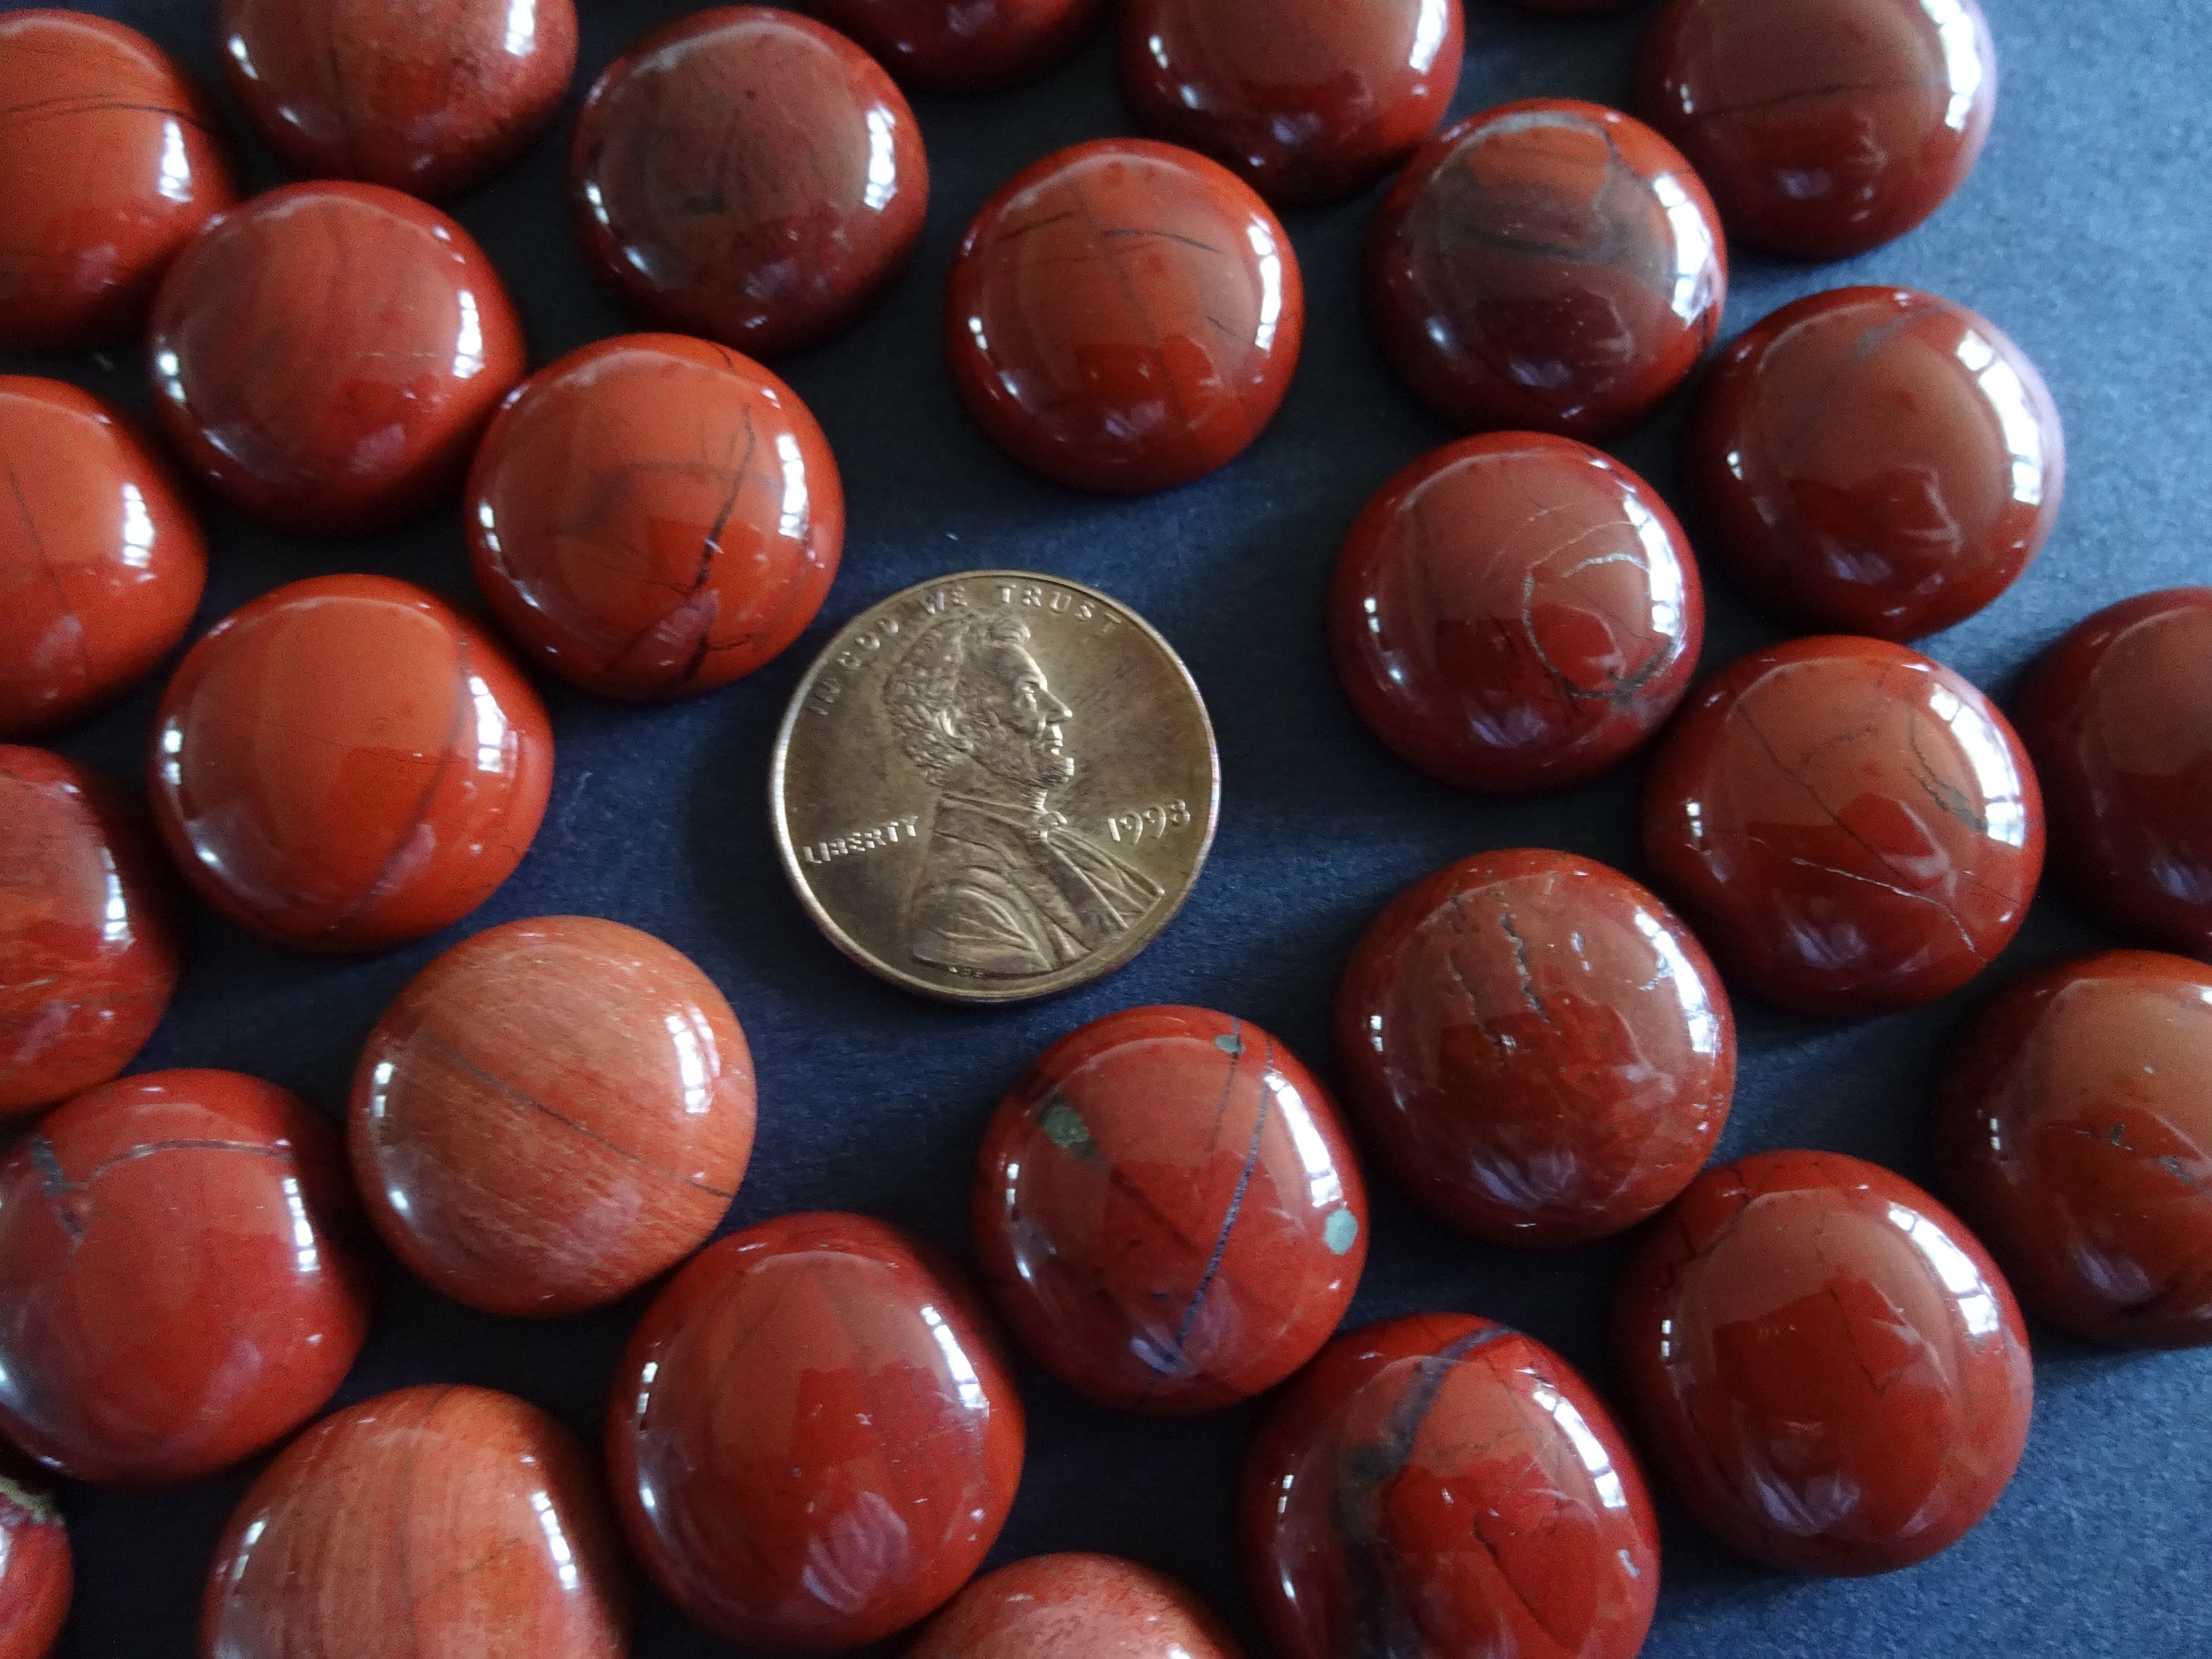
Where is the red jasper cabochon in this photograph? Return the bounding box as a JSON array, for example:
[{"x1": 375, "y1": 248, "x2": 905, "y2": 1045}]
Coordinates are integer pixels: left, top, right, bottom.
[
  {"x1": 946, "y1": 139, "x2": 1304, "y2": 494},
  {"x1": 605, "y1": 1211, "x2": 1023, "y2": 1650},
  {"x1": 1329, "y1": 432, "x2": 1703, "y2": 793},
  {"x1": 2014, "y1": 588, "x2": 2212, "y2": 960},
  {"x1": 1335, "y1": 849, "x2": 1733, "y2": 1245},
  {"x1": 1242, "y1": 1312, "x2": 1659, "y2": 1659},
  {"x1": 1366, "y1": 99, "x2": 1726, "y2": 442},
  {"x1": 0, "y1": 1450, "x2": 69, "y2": 1659},
  {"x1": 201, "y1": 1385, "x2": 630, "y2": 1659},
  {"x1": 973, "y1": 1006, "x2": 1366, "y2": 1412},
  {"x1": 0, "y1": 1070, "x2": 374, "y2": 1486},
  {"x1": 1935, "y1": 950, "x2": 2212, "y2": 1349},
  {"x1": 1613, "y1": 1149, "x2": 2033, "y2": 1575},
  {"x1": 1641, "y1": 635, "x2": 2042, "y2": 1015},
  {"x1": 150, "y1": 575, "x2": 554, "y2": 954},
  {"x1": 803, "y1": 0, "x2": 1102, "y2": 91},
  {"x1": 909, "y1": 1554, "x2": 1245, "y2": 1659}
]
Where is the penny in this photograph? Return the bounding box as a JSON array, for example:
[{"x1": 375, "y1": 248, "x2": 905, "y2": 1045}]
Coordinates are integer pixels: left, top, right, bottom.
[{"x1": 771, "y1": 571, "x2": 1219, "y2": 1003}]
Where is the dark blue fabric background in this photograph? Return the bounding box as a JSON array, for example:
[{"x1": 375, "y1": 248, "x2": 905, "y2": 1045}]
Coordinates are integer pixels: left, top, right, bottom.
[{"x1": 8, "y1": 0, "x2": 2211, "y2": 1653}]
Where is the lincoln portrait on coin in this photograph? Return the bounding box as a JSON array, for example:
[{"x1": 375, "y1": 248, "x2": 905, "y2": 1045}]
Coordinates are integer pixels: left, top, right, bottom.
[{"x1": 882, "y1": 611, "x2": 1164, "y2": 978}]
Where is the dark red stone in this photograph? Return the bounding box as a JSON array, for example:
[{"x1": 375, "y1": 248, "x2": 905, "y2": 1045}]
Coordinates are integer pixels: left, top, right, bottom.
[
  {"x1": 0, "y1": 748, "x2": 178, "y2": 1120},
  {"x1": 1366, "y1": 98, "x2": 1725, "y2": 441},
  {"x1": 1687, "y1": 287, "x2": 2064, "y2": 640},
  {"x1": 219, "y1": 0, "x2": 580, "y2": 201},
  {"x1": 571, "y1": 8, "x2": 928, "y2": 358},
  {"x1": 466, "y1": 334, "x2": 844, "y2": 699},
  {"x1": 0, "y1": 10, "x2": 237, "y2": 354},
  {"x1": 606, "y1": 1211, "x2": 1023, "y2": 1649},
  {"x1": 973, "y1": 1006, "x2": 1366, "y2": 1412},
  {"x1": 1613, "y1": 1149, "x2": 2034, "y2": 1574},
  {"x1": 1329, "y1": 432, "x2": 1703, "y2": 793},
  {"x1": 2015, "y1": 588, "x2": 2212, "y2": 959},
  {"x1": 147, "y1": 182, "x2": 525, "y2": 536},
  {"x1": 1336, "y1": 849, "x2": 1733, "y2": 1245},
  {"x1": 911, "y1": 1554, "x2": 1242, "y2": 1659},
  {"x1": 1635, "y1": 0, "x2": 1997, "y2": 260},
  {"x1": 0, "y1": 378, "x2": 206, "y2": 739},
  {"x1": 1243, "y1": 1312, "x2": 1658, "y2": 1659},
  {"x1": 350, "y1": 916, "x2": 757, "y2": 1318},
  {"x1": 945, "y1": 138, "x2": 1304, "y2": 494},
  {"x1": 1641, "y1": 635, "x2": 2042, "y2": 1015},
  {"x1": 1935, "y1": 950, "x2": 2212, "y2": 1348},
  {"x1": 1508, "y1": 0, "x2": 1638, "y2": 10},
  {"x1": 203, "y1": 1385, "x2": 630, "y2": 1658},
  {"x1": 803, "y1": 0, "x2": 1101, "y2": 91},
  {"x1": 0, "y1": 1450, "x2": 69, "y2": 1659},
  {"x1": 1118, "y1": 0, "x2": 1464, "y2": 204},
  {"x1": 0, "y1": 1069, "x2": 374, "y2": 1485},
  {"x1": 149, "y1": 575, "x2": 554, "y2": 954}
]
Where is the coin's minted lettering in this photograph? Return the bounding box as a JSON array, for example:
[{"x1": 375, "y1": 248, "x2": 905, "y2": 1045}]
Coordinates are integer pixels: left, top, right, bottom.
[
  {"x1": 1106, "y1": 799, "x2": 1194, "y2": 846},
  {"x1": 799, "y1": 815, "x2": 923, "y2": 866}
]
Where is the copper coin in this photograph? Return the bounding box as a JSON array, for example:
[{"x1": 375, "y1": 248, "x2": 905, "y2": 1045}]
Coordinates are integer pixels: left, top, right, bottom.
[{"x1": 771, "y1": 571, "x2": 1220, "y2": 1002}]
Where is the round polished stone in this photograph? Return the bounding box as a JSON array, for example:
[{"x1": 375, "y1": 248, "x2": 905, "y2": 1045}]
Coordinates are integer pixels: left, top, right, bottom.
[
  {"x1": 1642, "y1": 635, "x2": 2042, "y2": 1015},
  {"x1": 1336, "y1": 849, "x2": 1733, "y2": 1245},
  {"x1": 911, "y1": 1554, "x2": 1242, "y2": 1659},
  {"x1": 2015, "y1": 588, "x2": 2212, "y2": 959},
  {"x1": 0, "y1": 1069, "x2": 374, "y2": 1485},
  {"x1": 947, "y1": 139, "x2": 1303, "y2": 494},
  {"x1": 0, "y1": 748, "x2": 179, "y2": 1119},
  {"x1": 1330, "y1": 431, "x2": 1703, "y2": 792},
  {"x1": 607, "y1": 1211, "x2": 1023, "y2": 1649},
  {"x1": 350, "y1": 916, "x2": 757, "y2": 1318},
  {"x1": 467, "y1": 334, "x2": 844, "y2": 699},
  {"x1": 1244, "y1": 1312, "x2": 1659, "y2": 1659},
  {"x1": 1635, "y1": 0, "x2": 1997, "y2": 260},
  {"x1": 973, "y1": 1006, "x2": 1366, "y2": 1412},
  {"x1": 1935, "y1": 950, "x2": 2212, "y2": 1348},
  {"x1": 1687, "y1": 288, "x2": 2064, "y2": 640},
  {"x1": 804, "y1": 0, "x2": 1100, "y2": 90},
  {"x1": 219, "y1": 0, "x2": 580, "y2": 201},
  {"x1": 147, "y1": 182, "x2": 524, "y2": 536},
  {"x1": 150, "y1": 575, "x2": 554, "y2": 954},
  {"x1": 1119, "y1": 0, "x2": 1464, "y2": 204},
  {"x1": 1614, "y1": 1149, "x2": 2034, "y2": 1574},
  {"x1": 0, "y1": 378, "x2": 206, "y2": 739},
  {"x1": 1367, "y1": 98, "x2": 1725, "y2": 441},
  {"x1": 0, "y1": 11, "x2": 237, "y2": 354},
  {"x1": 204, "y1": 1386, "x2": 629, "y2": 1659},
  {"x1": 0, "y1": 1450, "x2": 69, "y2": 1659},
  {"x1": 571, "y1": 8, "x2": 928, "y2": 358}
]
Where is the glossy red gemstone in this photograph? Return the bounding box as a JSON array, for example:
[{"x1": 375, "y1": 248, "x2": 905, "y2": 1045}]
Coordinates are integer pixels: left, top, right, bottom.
[
  {"x1": 0, "y1": 378, "x2": 206, "y2": 739},
  {"x1": 606, "y1": 1212, "x2": 1023, "y2": 1649},
  {"x1": 946, "y1": 139, "x2": 1304, "y2": 494},
  {"x1": 0, "y1": 1069, "x2": 374, "y2": 1485},
  {"x1": 571, "y1": 8, "x2": 928, "y2": 358},
  {"x1": 1935, "y1": 950, "x2": 2212, "y2": 1348},
  {"x1": 1635, "y1": 0, "x2": 1997, "y2": 260},
  {"x1": 1336, "y1": 849, "x2": 1733, "y2": 1245},
  {"x1": 802, "y1": 0, "x2": 1100, "y2": 90},
  {"x1": 1243, "y1": 1312, "x2": 1659, "y2": 1659},
  {"x1": 147, "y1": 182, "x2": 525, "y2": 536},
  {"x1": 219, "y1": 0, "x2": 580, "y2": 200},
  {"x1": 911, "y1": 1554, "x2": 1242, "y2": 1659},
  {"x1": 1687, "y1": 287, "x2": 2064, "y2": 641},
  {"x1": 1641, "y1": 635, "x2": 2042, "y2": 1015},
  {"x1": 467, "y1": 334, "x2": 844, "y2": 699},
  {"x1": 1613, "y1": 1149, "x2": 2034, "y2": 1574},
  {"x1": 0, "y1": 1450, "x2": 69, "y2": 1659},
  {"x1": 350, "y1": 916, "x2": 757, "y2": 1318},
  {"x1": 1367, "y1": 99, "x2": 1725, "y2": 441},
  {"x1": 1118, "y1": 0, "x2": 1464, "y2": 204},
  {"x1": 2015, "y1": 588, "x2": 2212, "y2": 959},
  {"x1": 0, "y1": 748, "x2": 179, "y2": 1119},
  {"x1": 0, "y1": 11, "x2": 237, "y2": 354},
  {"x1": 1330, "y1": 432, "x2": 1703, "y2": 792},
  {"x1": 150, "y1": 575, "x2": 554, "y2": 954},
  {"x1": 974, "y1": 1006, "x2": 1366, "y2": 1412},
  {"x1": 203, "y1": 1385, "x2": 630, "y2": 1658}
]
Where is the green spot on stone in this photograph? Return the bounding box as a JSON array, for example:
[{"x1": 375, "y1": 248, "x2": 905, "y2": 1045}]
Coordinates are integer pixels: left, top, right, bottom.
[
  {"x1": 1324, "y1": 1208, "x2": 1360, "y2": 1255},
  {"x1": 1040, "y1": 1098, "x2": 1093, "y2": 1157},
  {"x1": 1214, "y1": 1032, "x2": 1244, "y2": 1055}
]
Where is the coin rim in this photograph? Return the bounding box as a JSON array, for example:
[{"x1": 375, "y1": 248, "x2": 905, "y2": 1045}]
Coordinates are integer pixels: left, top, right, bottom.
[{"x1": 768, "y1": 569, "x2": 1222, "y2": 1004}]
